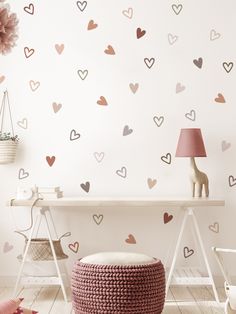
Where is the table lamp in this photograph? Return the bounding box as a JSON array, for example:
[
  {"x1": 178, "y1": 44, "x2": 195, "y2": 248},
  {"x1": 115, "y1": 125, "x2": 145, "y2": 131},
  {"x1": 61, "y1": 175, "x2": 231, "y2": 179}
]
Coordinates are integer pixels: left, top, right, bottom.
[{"x1": 175, "y1": 128, "x2": 209, "y2": 197}]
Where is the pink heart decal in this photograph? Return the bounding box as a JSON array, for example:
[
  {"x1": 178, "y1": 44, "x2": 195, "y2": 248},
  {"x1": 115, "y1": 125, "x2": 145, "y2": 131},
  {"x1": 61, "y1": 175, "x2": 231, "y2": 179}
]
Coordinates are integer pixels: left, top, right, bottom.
[
  {"x1": 55, "y1": 44, "x2": 64, "y2": 55},
  {"x1": 3, "y1": 242, "x2": 13, "y2": 253},
  {"x1": 0, "y1": 75, "x2": 5, "y2": 84},
  {"x1": 147, "y1": 178, "x2": 157, "y2": 189},
  {"x1": 52, "y1": 102, "x2": 62, "y2": 113},
  {"x1": 125, "y1": 234, "x2": 136, "y2": 244}
]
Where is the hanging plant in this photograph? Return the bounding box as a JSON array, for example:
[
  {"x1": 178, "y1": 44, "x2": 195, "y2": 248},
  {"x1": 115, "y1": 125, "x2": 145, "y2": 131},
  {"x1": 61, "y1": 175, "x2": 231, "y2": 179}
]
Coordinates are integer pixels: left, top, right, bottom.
[
  {"x1": 0, "y1": 90, "x2": 18, "y2": 164},
  {"x1": 0, "y1": 0, "x2": 19, "y2": 55}
]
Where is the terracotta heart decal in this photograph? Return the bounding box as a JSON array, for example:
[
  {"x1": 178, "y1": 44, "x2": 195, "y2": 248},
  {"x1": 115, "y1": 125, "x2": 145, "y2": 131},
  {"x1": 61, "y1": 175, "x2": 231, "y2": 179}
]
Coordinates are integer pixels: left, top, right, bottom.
[
  {"x1": 97, "y1": 96, "x2": 108, "y2": 106},
  {"x1": 164, "y1": 212, "x2": 173, "y2": 224},
  {"x1": 104, "y1": 45, "x2": 115, "y2": 55},
  {"x1": 78, "y1": 69, "x2": 88, "y2": 80},
  {"x1": 123, "y1": 125, "x2": 133, "y2": 136},
  {"x1": 18, "y1": 168, "x2": 29, "y2": 180},
  {"x1": 185, "y1": 109, "x2": 196, "y2": 121},
  {"x1": 24, "y1": 47, "x2": 35, "y2": 58},
  {"x1": 122, "y1": 7, "x2": 133, "y2": 19},
  {"x1": 183, "y1": 246, "x2": 194, "y2": 258},
  {"x1": 125, "y1": 234, "x2": 136, "y2": 244},
  {"x1": 3, "y1": 242, "x2": 13, "y2": 253},
  {"x1": 94, "y1": 152, "x2": 105, "y2": 163},
  {"x1": 176, "y1": 82, "x2": 185, "y2": 93},
  {"x1": 93, "y1": 214, "x2": 103, "y2": 225},
  {"x1": 29, "y1": 80, "x2": 40, "y2": 91},
  {"x1": 129, "y1": 83, "x2": 139, "y2": 94},
  {"x1": 24, "y1": 3, "x2": 34, "y2": 15},
  {"x1": 68, "y1": 242, "x2": 79, "y2": 254},
  {"x1": 223, "y1": 62, "x2": 233, "y2": 73},
  {"x1": 215, "y1": 93, "x2": 225, "y2": 103},
  {"x1": 46, "y1": 156, "x2": 55, "y2": 167},
  {"x1": 153, "y1": 116, "x2": 164, "y2": 127},
  {"x1": 144, "y1": 57, "x2": 155, "y2": 69},
  {"x1": 116, "y1": 166, "x2": 127, "y2": 178},
  {"x1": 136, "y1": 27, "x2": 146, "y2": 39},
  {"x1": 209, "y1": 222, "x2": 219, "y2": 233},
  {"x1": 17, "y1": 118, "x2": 28, "y2": 129},
  {"x1": 80, "y1": 181, "x2": 90, "y2": 193},
  {"x1": 147, "y1": 178, "x2": 157, "y2": 189},
  {"x1": 210, "y1": 29, "x2": 220, "y2": 41},
  {"x1": 52, "y1": 102, "x2": 62, "y2": 113},
  {"x1": 161, "y1": 153, "x2": 171, "y2": 164},
  {"x1": 172, "y1": 4, "x2": 183, "y2": 15},
  {"x1": 70, "y1": 129, "x2": 80, "y2": 141},
  {"x1": 193, "y1": 57, "x2": 203, "y2": 69},
  {"x1": 0, "y1": 75, "x2": 5, "y2": 84},
  {"x1": 88, "y1": 20, "x2": 98, "y2": 30},
  {"x1": 229, "y1": 175, "x2": 236, "y2": 187},
  {"x1": 55, "y1": 44, "x2": 64, "y2": 55},
  {"x1": 168, "y1": 33, "x2": 178, "y2": 45},
  {"x1": 76, "y1": 1, "x2": 87, "y2": 11},
  {"x1": 222, "y1": 140, "x2": 231, "y2": 152}
]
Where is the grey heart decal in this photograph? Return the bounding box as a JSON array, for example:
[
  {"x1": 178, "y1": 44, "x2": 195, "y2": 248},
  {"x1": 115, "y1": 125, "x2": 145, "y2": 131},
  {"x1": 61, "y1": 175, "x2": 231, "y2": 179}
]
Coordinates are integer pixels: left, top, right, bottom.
[
  {"x1": 185, "y1": 109, "x2": 196, "y2": 121},
  {"x1": 153, "y1": 116, "x2": 164, "y2": 127},
  {"x1": 116, "y1": 166, "x2": 127, "y2": 178},
  {"x1": 123, "y1": 125, "x2": 133, "y2": 136},
  {"x1": 80, "y1": 181, "x2": 90, "y2": 193},
  {"x1": 94, "y1": 152, "x2": 105, "y2": 163},
  {"x1": 78, "y1": 69, "x2": 88, "y2": 80},
  {"x1": 70, "y1": 129, "x2": 80, "y2": 141},
  {"x1": 18, "y1": 168, "x2": 29, "y2": 180},
  {"x1": 93, "y1": 214, "x2": 103, "y2": 225}
]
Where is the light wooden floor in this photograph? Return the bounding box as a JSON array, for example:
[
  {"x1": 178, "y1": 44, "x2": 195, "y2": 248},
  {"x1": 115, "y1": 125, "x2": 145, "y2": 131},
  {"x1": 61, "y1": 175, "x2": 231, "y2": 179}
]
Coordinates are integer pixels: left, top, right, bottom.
[{"x1": 0, "y1": 286, "x2": 226, "y2": 313}]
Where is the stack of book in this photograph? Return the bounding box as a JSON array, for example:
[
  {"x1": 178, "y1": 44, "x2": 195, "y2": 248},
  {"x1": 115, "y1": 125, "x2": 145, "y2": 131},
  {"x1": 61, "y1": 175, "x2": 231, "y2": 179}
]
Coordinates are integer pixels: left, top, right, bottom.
[{"x1": 38, "y1": 186, "x2": 63, "y2": 199}]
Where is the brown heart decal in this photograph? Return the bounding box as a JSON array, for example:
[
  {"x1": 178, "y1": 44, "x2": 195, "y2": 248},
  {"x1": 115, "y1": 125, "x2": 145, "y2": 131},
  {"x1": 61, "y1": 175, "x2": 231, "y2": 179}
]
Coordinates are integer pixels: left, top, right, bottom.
[
  {"x1": 125, "y1": 234, "x2": 136, "y2": 244},
  {"x1": 97, "y1": 96, "x2": 108, "y2": 106},
  {"x1": 147, "y1": 178, "x2": 157, "y2": 189},
  {"x1": 136, "y1": 27, "x2": 146, "y2": 39},
  {"x1": 68, "y1": 242, "x2": 79, "y2": 254},
  {"x1": 193, "y1": 57, "x2": 203, "y2": 69},
  {"x1": 80, "y1": 181, "x2": 90, "y2": 193},
  {"x1": 104, "y1": 45, "x2": 115, "y2": 55},
  {"x1": 209, "y1": 222, "x2": 219, "y2": 233},
  {"x1": 183, "y1": 246, "x2": 194, "y2": 258},
  {"x1": 93, "y1": 214, "x2": 103, "y2": 225},
  {"x1": 46, "y1": 156, "x2": 56, "y2": 167},
  {"x1": 24, "y1": 3, "x2": 34, "y2": 15},
  {"x1": 24, "y1": 47, "x2": 35, "y2": 58},
  {"x1": 129, "y1": 83, "x2": 139, "y2": 94},
  {"x1": 215, "y1": 93, "x2": 225, "y2": 103},
  {"x1": 161, "y1": 153, "x2": 171, "y2": 164},
  {"x1": 52, "y1": 102, "x2": 62, "y2": 113},
  {"x1": 223, "y1": 62, "x2": 233, "y2": 73},
  {"x1": 163, "y1": 212, "x2": 173, "y2": 224},
  {"x1": 88, "y1": 20, "x2": 98, "y2": 30},
  {"x1": 229, "y1": 175, "x2": 236, "y2": 187}
]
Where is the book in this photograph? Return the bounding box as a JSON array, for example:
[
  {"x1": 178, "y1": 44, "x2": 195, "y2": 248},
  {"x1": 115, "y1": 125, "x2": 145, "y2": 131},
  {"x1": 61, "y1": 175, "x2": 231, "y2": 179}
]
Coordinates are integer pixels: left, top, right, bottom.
[
  {"x1": 38, "y1": 186, "x2": 60, "y2": 193},
  {"x1": 39, "y1": 191, "x2": 63, "y2": 199}
]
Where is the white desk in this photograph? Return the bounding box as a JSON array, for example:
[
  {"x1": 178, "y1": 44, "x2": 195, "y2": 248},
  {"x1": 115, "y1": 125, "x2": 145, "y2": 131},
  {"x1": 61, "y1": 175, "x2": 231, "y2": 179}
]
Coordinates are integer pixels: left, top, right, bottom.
[{"x1": 9, "y1": 197, "x2": 225, "y2": 303}]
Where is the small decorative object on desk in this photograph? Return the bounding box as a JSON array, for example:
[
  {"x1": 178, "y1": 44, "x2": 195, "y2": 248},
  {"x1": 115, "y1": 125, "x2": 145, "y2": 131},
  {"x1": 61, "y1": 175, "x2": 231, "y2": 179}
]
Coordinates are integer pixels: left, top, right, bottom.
[
  {"x1": 0, "y1": 90, "x2": 19, "y2": 164},
  {"x1": 38, "y1": 186, "x2": 63, "y2": 199},
  {"x1": 176, "y1": 128, "x2": 209, "y2": 197}
]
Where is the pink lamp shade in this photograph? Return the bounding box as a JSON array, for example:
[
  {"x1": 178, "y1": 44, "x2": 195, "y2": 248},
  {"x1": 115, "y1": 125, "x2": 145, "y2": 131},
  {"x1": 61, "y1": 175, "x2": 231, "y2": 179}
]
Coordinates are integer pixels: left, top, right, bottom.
[{"x1": 176, "y1": 128, "x2": 207, "y2": 157}]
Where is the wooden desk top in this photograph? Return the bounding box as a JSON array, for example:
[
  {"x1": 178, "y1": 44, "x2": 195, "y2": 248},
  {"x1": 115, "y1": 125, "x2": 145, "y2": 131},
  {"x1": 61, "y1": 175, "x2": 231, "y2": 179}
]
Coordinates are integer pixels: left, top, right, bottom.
[{"x1": 8, "y1": 197, "x2": 225, "y2": 207}]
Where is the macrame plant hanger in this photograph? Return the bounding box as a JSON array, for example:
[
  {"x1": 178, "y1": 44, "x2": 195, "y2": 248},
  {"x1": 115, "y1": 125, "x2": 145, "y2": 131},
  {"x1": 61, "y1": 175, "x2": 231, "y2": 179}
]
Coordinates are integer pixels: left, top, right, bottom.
[
  {"x1": 0, "y1": 90, "x2": 15, "y2": 137},
  {"x1": 0, "y1": 90, "x2": 18, "y2": 164}
]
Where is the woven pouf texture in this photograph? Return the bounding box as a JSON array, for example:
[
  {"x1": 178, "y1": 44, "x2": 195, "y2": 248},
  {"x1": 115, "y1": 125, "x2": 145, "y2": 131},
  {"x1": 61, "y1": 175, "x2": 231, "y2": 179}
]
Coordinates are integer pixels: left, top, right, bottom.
[{"x1": 71, "y1": 258, "x2": 165, "y2": 314}]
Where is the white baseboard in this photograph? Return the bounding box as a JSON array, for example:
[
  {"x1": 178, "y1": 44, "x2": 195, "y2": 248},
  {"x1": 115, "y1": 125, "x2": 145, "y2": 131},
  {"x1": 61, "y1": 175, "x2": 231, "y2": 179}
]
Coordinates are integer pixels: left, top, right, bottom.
[{"x1": 0, "y1": 275, "x2": 227, "y2": 288}]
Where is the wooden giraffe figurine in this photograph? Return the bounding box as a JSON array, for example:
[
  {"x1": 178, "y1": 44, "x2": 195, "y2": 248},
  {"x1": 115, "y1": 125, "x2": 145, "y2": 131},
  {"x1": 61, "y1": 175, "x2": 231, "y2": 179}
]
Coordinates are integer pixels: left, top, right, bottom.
[{"x1": 190, "y1": 157, "x2": 209, "y2": 197}]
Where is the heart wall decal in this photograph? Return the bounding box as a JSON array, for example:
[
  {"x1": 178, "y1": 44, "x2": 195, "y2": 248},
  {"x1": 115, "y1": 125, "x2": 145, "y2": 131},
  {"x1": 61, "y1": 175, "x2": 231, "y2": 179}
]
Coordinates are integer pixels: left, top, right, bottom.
[
  {"x1": 125, "y1": 234, "x2": 136, "y2": 244},
  {"x1": 93, "y1": 214, "x2": 103, "y2": 225}
]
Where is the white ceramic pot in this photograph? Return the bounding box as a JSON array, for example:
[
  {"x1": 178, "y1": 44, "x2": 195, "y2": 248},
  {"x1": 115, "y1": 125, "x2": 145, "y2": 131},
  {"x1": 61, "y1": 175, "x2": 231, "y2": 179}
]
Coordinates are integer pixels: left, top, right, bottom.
[{"x1": 0, "y1": 140, "x2": 18, "y2": 164}]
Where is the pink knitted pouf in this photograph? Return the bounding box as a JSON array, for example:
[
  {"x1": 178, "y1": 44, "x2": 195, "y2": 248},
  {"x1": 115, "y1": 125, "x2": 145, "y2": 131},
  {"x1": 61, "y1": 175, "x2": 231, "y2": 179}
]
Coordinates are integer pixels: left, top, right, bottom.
[{"x1": 71, "y1": 252, "x2": 165, "y2": 314}]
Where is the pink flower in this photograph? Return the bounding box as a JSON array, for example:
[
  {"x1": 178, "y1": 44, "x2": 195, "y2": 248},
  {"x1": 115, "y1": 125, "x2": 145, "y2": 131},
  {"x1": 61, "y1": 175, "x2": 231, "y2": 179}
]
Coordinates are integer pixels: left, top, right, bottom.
[{"x1": 0, "y1": 6, "x2": 18, "y2": 54}]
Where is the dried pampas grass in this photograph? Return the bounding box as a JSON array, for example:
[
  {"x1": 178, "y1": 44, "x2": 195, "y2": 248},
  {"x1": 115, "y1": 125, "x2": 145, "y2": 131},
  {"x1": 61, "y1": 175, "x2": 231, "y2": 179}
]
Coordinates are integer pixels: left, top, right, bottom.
[{"x1": 0, "y1": 3, "x2": 18, "y2": 54}]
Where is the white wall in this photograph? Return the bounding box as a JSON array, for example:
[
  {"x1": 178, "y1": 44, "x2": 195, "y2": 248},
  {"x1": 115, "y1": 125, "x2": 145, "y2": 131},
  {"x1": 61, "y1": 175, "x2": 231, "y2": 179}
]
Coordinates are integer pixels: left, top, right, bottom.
[{"x1": 0, "y1": 0, "x2": 235, "y2": 279}]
